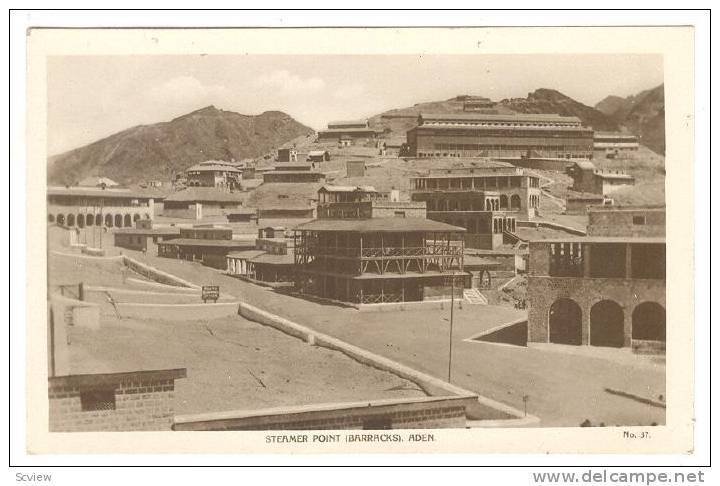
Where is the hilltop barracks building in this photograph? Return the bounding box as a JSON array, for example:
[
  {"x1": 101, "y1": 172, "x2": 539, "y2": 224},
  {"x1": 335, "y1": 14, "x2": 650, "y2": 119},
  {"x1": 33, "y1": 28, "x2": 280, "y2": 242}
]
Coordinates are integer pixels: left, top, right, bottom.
[
  {"x1": 293, "y1": 186, "x2": 465, "y2": 306},
  {"x1": 406, "y1": 113, "x2": 594, "y2": 159},
  {"x1": 527, "y1": 206, "x2": 665, "y2": 353}
]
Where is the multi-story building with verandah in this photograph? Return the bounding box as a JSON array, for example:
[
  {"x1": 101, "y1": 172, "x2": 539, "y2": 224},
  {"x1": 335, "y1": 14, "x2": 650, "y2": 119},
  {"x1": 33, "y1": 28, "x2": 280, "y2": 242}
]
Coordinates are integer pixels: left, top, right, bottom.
[
  {"x1": 293, "y1": 186, "x2": 466, "y2": 306},
  {"x1": 527, "y1": 206, "x2": 666, "y2": 354},
  {"x1": 406, "y1": 112, "x2": 594, "y2": 159},
  {"x1": 409, "y1": 166, "x2": 542, "y2": 249}
]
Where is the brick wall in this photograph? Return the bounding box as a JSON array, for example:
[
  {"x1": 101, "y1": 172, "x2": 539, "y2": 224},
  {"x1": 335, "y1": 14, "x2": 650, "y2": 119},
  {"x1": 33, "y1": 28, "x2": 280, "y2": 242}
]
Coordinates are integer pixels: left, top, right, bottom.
[
  {"x1": 49, "y1": 369, "x2": 185, "y2": 432},
  {"x1": 174, "y1": 397, "x2": 472, "y2": 431}
]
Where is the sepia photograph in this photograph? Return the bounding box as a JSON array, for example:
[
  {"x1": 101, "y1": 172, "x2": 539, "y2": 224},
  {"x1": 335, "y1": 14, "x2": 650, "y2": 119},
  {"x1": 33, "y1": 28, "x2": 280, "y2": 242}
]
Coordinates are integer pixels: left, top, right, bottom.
[{"x1": 18, "y1": 21, "x2": 701, "y2": 461}]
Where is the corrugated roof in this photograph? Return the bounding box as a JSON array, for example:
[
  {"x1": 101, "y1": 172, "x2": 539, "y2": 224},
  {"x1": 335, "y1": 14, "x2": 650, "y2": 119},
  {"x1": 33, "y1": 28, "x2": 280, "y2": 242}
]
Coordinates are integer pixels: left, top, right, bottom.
[
  {"x1": 185, "y1": 163, "x2": 242, "y2": 172},
  {"x1": 328, "y1": 119, "x2": 368, "y2": 127},
  {"x1": 420, "y1": 112, "x2": 583, "y2": 123},
  {"x1": 295, "y1": 218, "x2": 466, "y2": 233},
  {"x1": 319, "y1": 185, "x2": 378, "y2": 193},
  {"x1": 47, "y1": 186, "x2": 153, "y2": 199},
  {"x1": 319, "y1": 127, "x2": 378, "y2": 134},
  {"x1": 164, "y1": 187, "x2": 246, "y2": 203},
  {"x1": 113, "y1": 228, "x2": 181, "y2": 236},
  {"x1": 595, "y1": 172, "x2": 634, "y2": 180},
  {"x1": 572, "y1": 160, "x2": 597, "y2": 170},
  {"x1": 226, "y1": 250, "x2": 266, "y2": 259},
  {"x1": 157, "y1": 238, "x2": 256, "y2": 248},
  {"x1": 251, "y1": 253, "x2": 295, "y2": 265},
  {"x1": 78, "y1": 176, "x2": 119, "y2": 187}
]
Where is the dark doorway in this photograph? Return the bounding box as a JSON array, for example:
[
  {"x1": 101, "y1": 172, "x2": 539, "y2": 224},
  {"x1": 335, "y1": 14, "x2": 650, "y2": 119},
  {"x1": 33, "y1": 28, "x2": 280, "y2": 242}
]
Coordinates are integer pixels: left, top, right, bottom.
[
  {"x1": 632, "y1": 302, "x2": 666, "y2": 342},
  {"x1": 549, "y1": 298, "x2": 583, "y2": 345},
  {"x1": 590, "y1": 300, "x2": 625, "y2": 347},
  {"x1": 114, "y1": 214, "x2": 122, "y2": 227}
]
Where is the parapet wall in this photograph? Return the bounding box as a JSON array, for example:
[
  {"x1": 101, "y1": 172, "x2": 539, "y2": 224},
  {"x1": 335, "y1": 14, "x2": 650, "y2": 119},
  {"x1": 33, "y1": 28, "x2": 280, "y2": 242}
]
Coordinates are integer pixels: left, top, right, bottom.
[
  {"x1": 174, "y1": 396, "x2": 473, "y2": 431},
  {"x1": 122, "y1": 256, "x2": 200, "y2": 289}
]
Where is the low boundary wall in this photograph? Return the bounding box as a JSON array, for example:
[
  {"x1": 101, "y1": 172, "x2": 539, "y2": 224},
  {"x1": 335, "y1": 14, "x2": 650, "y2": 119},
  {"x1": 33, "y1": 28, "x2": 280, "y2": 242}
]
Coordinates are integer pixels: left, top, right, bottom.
[
  {"x1": 174, "y1": 395, "x2": 476, "y2": 431},
  {"x1": 122, "y1": 256, "x2": 200, "y2": 289}
]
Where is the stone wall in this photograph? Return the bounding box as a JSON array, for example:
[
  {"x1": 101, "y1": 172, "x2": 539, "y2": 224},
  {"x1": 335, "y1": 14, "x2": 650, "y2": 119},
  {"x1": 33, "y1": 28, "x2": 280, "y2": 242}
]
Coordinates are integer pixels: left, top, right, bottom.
[{"x1": 527, "y1": 275, "x2": 665, "y2": 346}]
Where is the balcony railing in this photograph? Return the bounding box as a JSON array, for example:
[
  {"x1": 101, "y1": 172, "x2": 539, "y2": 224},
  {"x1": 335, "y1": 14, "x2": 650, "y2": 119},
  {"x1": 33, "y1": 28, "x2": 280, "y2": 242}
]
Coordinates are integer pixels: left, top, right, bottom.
[{"x1": 296, "y1": 245, "x2": 463, "y2": 258}]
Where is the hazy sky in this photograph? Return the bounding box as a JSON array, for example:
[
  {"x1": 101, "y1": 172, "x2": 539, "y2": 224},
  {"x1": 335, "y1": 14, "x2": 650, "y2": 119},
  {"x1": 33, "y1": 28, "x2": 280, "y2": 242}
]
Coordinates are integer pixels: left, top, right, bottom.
[{"x1": 47, "y1": 54, "x2": 663, "y2": 155}]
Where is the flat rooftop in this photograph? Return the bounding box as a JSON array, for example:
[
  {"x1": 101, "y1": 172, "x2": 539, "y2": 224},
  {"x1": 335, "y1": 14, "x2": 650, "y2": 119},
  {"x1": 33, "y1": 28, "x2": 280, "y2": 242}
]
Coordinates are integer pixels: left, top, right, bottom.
[{"x1": 295, "y1": 218, "x2": 466, "y2": 233}]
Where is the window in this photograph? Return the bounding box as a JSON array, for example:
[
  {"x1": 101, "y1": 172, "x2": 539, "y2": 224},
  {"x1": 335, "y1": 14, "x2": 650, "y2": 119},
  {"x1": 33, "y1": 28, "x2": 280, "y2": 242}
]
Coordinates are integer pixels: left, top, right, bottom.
[
  {"x1": 633, "y1": 215, "x2": 646, "y2": 225},
  {"x1": 80, "y1": 388, "x2": 116, "y2": 411},
  {"x1": 394, "y1": 211, "x2": 406, "y2": 218}
]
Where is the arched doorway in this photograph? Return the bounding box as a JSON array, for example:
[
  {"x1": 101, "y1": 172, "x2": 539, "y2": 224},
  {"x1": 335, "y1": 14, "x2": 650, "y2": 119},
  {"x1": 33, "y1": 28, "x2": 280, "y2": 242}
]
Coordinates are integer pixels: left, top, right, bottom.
[
  {"x1": 48, "y1": 214, "x2": 55, "y2": 223},
  {"x1": 124, "y1": 214, "x2": 132, "y2": 227},
  {"x1": 105, "y1": 214, "x2": 113, "y2": 227},
  {"x1": 632, "y1": 302, "x2": 666, "y2": 342},
  {"x1": 57, "y1": 214, "x2": 65, "y2": 226},
  {"x1": 67, "y1": 214, "x2": 75, "y2": 227},
  {"x1": 499, "y1": 195, "x2": 508, "y2": 210},
  {"x1": 114, "y1": 214, "x2": 122, "y2": 227},
  {"x1": 549, "y1": 298, "x2": 582, "y2": 345},
  {"x1": 77, "y1": 214, "x2": 85, "y2": 228},
  {"x1": 85, "y1": 214, "x2": 94, "y2": 227},
  {"x1": 590, "y1": 300, "x2": 625, "y2": 347},
  {"x1": 133, "y1": 213, "x2": 140, "y2": 222},
  {"x1": 95, "y1": 214, "x2": 102, "y2": 226},
  {"x1": 510, "y1": 194, "x2": 521, "y2": 210}
]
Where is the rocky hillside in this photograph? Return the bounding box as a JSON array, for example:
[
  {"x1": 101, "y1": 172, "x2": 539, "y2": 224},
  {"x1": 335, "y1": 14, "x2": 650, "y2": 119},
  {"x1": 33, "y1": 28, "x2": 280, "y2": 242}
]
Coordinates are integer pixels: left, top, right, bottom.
[
  {"x1": 48, "y1": 106, "x2": 315, "y2": 185},
  {"x1": 497, "y1": 89, "x2": 619, "y2": 131},
  {"x1": 596, "y1": 84, "x2": 665, "y2": 155}
]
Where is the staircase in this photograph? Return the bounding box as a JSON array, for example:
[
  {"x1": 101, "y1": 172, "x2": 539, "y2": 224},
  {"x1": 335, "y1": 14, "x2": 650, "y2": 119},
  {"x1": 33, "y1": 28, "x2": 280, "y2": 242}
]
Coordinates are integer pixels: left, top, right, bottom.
[{"x1": 464, "y1": 288, "x2": 488, "y2": 305}]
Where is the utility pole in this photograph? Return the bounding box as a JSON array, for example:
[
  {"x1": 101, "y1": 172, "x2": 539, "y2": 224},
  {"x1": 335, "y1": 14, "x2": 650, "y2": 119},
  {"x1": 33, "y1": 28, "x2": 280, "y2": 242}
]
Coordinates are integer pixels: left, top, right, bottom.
[{"x1": 447, "y1": 271, "x2": 456, "y2": 383}]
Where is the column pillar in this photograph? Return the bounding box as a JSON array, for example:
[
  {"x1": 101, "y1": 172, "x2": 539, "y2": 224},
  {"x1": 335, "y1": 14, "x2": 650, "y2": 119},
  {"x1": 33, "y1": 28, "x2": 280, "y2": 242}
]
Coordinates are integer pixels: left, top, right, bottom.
[
  {"x1": 582, "y1": 302, "x2": 590, "y2": 345},
  {"x1": 625, "y1": 243, "x2": 633, "y2": 278},
  {"x1": 583, "y1": 243, "x2": 591, "y2": 278}
]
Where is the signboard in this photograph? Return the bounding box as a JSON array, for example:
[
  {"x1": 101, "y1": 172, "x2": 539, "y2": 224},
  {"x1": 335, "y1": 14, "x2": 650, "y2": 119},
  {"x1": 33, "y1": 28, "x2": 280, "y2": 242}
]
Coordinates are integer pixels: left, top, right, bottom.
[{"x1": 201, "y1": 285, "x2": 220, "y2": 303}]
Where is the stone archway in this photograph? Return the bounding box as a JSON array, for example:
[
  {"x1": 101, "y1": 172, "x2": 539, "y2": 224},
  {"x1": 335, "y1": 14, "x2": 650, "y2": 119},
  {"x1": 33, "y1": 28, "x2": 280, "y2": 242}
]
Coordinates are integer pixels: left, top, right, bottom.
[
  {"x1": 95, "y1": 214, "x2": 102, "y2": 226},
  {"x1": 510, "y1": 194, "x2": 521, "y2": 210},
  {"x1": 67, "y1": 214, "x2": 75, "y2": 227},
  {"x1": 77, "y1": 214, "x2": 85, "y2": 228},
  {"x1": 549, "y1": 298, "x2": 583, "y2": 345},
  {"x1": 590, "y1": 300, "x2": 625, "y2": 347},
  {"x1": 57, "y1": 214, "x2": 65, "y2": 226},
  {"x1": 105, "y1": 214, "x2": 113, "y2": 227},
  {"x1": 124, "y1": 214, "x2": 132, "y2": 227},
  {"x1": 85, "y1": 214, "x2": 94, "y2": 227},
  {"x1": 48, "y1": 214, "x2": 55, "y2": 223},
  {"x1": 114, "y1": 214, "x2": 122, "y2": 227},
  {"x1": 632, "y1": 302, "x2": 666, "y2": 342},
  {"x1": 133, "y1": 213, "x2": 140, "y2": 222}
]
